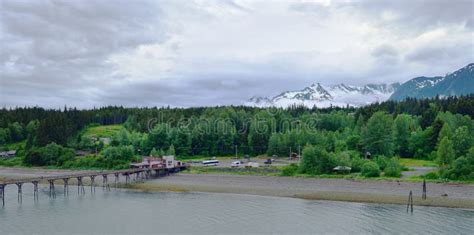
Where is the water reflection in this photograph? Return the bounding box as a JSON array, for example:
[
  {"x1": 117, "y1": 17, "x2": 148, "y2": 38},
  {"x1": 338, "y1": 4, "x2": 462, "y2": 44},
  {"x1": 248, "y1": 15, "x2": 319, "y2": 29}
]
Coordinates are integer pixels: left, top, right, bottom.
[{"x1": 0, "y1": 185, "x2": 473, "y2": 234}]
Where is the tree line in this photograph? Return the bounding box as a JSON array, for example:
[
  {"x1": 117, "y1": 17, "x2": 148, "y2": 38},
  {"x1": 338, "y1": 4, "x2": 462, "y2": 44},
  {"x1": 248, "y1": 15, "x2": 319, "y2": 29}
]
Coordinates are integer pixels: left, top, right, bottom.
[{"x1": 1, "y1": 95, "x2": 473, "y2": 179}]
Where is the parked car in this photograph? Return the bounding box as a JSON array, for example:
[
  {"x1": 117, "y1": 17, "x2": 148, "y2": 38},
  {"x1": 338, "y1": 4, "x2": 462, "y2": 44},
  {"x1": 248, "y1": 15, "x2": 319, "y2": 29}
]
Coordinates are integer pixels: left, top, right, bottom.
[
  {"x1": 264, "y1": 158, "x2": 273, "y2": 165},
  {"x1": 231, "y1": 161, "x2": 242, "y2": 167}
]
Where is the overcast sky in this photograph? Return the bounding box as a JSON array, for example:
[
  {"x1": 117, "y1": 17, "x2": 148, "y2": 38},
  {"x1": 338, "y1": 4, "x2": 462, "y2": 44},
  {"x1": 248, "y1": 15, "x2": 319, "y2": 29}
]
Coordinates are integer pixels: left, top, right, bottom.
[{"x1": 1, "y1": 0, "x2": 473, "y2": 108}]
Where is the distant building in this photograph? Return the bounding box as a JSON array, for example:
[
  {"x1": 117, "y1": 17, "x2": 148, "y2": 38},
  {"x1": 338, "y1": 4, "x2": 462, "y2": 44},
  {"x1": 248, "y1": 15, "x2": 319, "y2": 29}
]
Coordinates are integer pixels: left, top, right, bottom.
[
  {"x1": 0, "y1": 150, "x2": 17, "y2": 159},
  {"x1": 130, "y1": 157, "x2": 163, "y2": 169},
  {"x1": 130, "y1": 155, "x2": 185, "y2": 169}
]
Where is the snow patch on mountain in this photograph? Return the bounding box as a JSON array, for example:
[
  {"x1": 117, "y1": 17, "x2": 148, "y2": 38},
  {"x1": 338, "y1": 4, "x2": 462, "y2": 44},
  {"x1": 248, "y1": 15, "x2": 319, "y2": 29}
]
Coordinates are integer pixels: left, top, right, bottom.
[
  {"x1": 245, "y1": 82, "x2": 400, "y2": 108},
  {"x1": 244, "y1": 96, "x2": 272, "y2": 107}
]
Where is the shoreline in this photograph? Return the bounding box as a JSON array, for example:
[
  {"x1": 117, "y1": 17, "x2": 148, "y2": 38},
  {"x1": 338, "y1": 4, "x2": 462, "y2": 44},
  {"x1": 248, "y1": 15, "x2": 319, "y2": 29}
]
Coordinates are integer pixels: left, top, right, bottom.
[
  {"x1": 129, "y1": 173, "x2": 474, "y2": 209},
  {"x1": 1, "y1": 167, "x2": 473, "y2": 209}
]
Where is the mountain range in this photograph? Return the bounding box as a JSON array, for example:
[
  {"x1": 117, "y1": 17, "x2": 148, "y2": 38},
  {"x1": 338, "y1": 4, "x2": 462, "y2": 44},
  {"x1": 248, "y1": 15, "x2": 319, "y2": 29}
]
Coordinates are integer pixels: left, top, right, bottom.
[{"x1": 245, "y1": 63, "x2": 474, "y2": 108}]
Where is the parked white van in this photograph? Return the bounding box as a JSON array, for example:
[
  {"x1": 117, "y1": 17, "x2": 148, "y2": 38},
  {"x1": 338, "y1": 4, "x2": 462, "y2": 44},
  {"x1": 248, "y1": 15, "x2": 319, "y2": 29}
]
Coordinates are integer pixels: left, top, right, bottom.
[{"x1": 231, "y1": 161, "x2": 241, "y2": 167}]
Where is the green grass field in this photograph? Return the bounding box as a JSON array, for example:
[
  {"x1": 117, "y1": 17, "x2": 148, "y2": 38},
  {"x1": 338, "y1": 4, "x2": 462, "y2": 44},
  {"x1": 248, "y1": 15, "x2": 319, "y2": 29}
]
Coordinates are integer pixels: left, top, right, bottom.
[
  {"x1": 82, "y1": 124, "x2": 123, "y2": 138},
  {"x1": 399, "y1": 158, "x2": 437, "y2": 167}
]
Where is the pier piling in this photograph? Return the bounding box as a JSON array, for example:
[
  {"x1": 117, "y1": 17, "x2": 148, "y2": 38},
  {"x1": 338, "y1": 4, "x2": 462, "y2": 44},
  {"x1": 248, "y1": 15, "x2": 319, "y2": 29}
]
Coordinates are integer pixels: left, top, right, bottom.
[
  {"x1": 32, "y1": 181, "x2": 39, "y2": 200},
  {"x1": 422, "y1": 180, "x2": 427, "y2": 200},
  {"x1": 114, "y1": 173, "x2": 119, "y2": 189},
  {"x1": 102, "y1": 174, "x2": 110, "y2": 191},
  {"x1": 63, "y1": 178, "x2": 69, "y2": 196},
  {"x1": 90, "y1": 176, "x2": 96, "y2": 193},
  {"x1": 16, "y1": 183, "x2": 23, "y2": 203},
  {"x1": 407, "y1": 191, "x2": 414, "y2": 213},
  {"x1": 1, "y1": 184, "x2": 5, "y2": 207},
  {"x1": 48, "y1": 180, "x2": 56, "y2": 198},
  {"x1": 77, "y1": 177, "x2": 85, "y2": 195},
  {"x1": 125, "y1": 173, "x2": 130, "y2": 185}
]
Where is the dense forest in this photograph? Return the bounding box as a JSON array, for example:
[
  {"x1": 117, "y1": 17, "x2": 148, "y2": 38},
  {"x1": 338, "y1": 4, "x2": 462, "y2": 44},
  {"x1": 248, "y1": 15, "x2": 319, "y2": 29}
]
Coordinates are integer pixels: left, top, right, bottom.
[{"x1": 1, "y1": 95, "x2": 473, "y2": 180}]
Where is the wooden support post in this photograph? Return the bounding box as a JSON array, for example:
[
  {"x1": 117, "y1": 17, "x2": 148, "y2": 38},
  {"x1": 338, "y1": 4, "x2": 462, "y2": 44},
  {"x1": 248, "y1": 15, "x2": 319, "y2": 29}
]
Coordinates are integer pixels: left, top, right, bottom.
[
  {"x1": 0, "y1": 184, "x2": 5, "y2": 207},
  {"x1": 422, "y1": 179, "x2": 427, "y2": 200},
  {"x1": 63, "y1": 178, "x2": 69, "y2": 196},
  {"x1": 125, "y1": 174, "x2": 130, "y2": 185},
  {"x1": 102, "y1": 174, "x2": 110, "y2": 191},
  {"x1": 77, "y1": 177, "x2": 85, "y2": 195},
  {"x1": 32, "y1": 181, "x2": 39, "y2": 200},
  {"x1": 16, "y1": 183, "x2": 23, "y2": 204},
  {"x1": 114, "y1": 173, "x2": 119, "y2": 189},
  {"x1": 90, "y1": 176, "x2": 96, "y2": 193},
  {"x1": 48, "y1": 180, "x2": 56, "y2": 198},
  {"x1": 407, "y1": 191, "x2": 414, "y2": 213}
]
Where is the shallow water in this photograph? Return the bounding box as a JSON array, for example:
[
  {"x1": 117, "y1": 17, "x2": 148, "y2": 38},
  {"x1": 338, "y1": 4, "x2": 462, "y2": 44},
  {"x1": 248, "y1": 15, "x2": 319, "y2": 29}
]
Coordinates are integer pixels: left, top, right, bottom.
[{"x1": 0, "y1": 184, "x2": 473, "y2": 234}]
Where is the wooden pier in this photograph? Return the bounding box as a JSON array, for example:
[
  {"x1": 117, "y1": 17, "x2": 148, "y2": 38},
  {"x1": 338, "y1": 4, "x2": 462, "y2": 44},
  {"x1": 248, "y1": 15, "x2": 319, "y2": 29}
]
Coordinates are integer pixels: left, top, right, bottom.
[{"x1": 0, "y1": 165, "x2": 189, "y2": 206}]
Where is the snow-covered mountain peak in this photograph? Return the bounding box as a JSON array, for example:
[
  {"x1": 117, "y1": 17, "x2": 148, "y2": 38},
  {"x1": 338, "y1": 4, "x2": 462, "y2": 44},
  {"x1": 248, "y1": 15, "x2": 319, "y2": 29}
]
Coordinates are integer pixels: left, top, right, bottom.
[
  {"x1": 246, "y1": 82, "x2": 397, "y2": 108},
  {"x1": 245, "y1": 64, "x2": 473, "y2": 107},
  {"x1": 244, "y1": 96, "x2": 272, "y2": 107},
  {"x1": 273, "y1": 83, "x2": 332, "y2": 102},
  {"x1": 330, "y1": 83, "x2": 359, "y2": 93}
]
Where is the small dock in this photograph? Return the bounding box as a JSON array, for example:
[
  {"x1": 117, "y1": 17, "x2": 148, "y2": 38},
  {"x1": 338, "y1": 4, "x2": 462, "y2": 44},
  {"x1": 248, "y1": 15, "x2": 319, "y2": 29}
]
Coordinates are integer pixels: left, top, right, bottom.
[{"x1": 0, "y1": 164, "x2": 189, "y2": 206}]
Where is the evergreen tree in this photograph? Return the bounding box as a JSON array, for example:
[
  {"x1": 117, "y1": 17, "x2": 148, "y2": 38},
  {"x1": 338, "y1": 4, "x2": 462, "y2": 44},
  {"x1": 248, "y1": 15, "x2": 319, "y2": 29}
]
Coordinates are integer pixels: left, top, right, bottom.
[
  {"x1": 437, "y1": 137, "x2": 455, "y2": 168},
  {"x1": 267, "y1": 133, "x2": 282, "y2": 156},
  {"x1": 452, "y1": 126, "x2": 473, "y2": 157},
  {"x1": 437, "y1": 123, "x2": 452, "y2": 144},
  {"x1": 248, "y1": 111, "x2": 273, "y2": 154},
  {"x1": 150, "y1": 148, "x2": 160, "y2": 157},
  {"x1": 428, "y1": 119, "x2": 444, "y2": 151},
  {"x1": 362, "y1": 112, "x2": 394, "y2": 156},
  {"x1": 144, "y1": 124, "x2": 170, "y2": 153},
  {"x1": 8, "y1": 122, "x2": 24, "y2": 142},
  {"x1": 166, "y1": 144, "x2": 176, "y2": 156},
  {"x1": 393, "y1": 114, "x2": 412, "y2": 157},
  {"x1": 0, "y1": 128, "x2": 11, "y2": 145}
]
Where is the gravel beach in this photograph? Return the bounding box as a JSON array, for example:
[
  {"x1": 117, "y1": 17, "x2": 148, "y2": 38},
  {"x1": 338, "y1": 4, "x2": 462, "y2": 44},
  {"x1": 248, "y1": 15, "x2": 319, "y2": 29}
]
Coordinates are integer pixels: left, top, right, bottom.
[
  {"x1": 133, "y1": 173, "x2": 474, "y2": 209},
  {"x1": 2, "y1": 167, "x2": 473, "y2": 208}
]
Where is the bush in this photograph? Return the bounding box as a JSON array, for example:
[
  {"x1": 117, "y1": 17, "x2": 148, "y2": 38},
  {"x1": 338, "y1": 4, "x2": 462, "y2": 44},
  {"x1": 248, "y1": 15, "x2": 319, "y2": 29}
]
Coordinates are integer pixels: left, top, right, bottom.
[
  {"x1": 350, "y1": 157, "x2": 366, "y2": 173},
  {"x1": 445, "y1": 157, "x2": 474, "y2": 180},
  {"x1": 103, "y1": 145, "x2": 135, "y2": 161},
  {"x1": 24, "y1": 143, "x2": 75, "y2": 166},
  {"x1": 441, "y1": 147, "x2": 474, "y2": 180},
  {"x1": 299, "y1": 145, "x2": 334, "y2": 175},
  {"x1": 375, "y1": 155, "x2": 389, "y2": 170},
  {"x1": 281, "y1": 163, "x2": 298, "y2": 176},
  {"x1": 361, "y1": 161, "x2": 380, "y2": 177},
  {"x1": 384, "y1": 158, "x2": 402, "y2": 177},
  {"x1": 423, "y1": 172, "x2": 439, "y2": 180},
  {"x1": 333, "y1": 151, "x2": 352, "y2": 167}
]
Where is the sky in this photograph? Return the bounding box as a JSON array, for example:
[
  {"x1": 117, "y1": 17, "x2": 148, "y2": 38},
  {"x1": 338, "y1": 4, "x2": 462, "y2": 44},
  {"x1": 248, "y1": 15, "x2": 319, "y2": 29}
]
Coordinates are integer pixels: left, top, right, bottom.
[{"x1": 1, "y1": 0, "x2": 473, "y2": 108}]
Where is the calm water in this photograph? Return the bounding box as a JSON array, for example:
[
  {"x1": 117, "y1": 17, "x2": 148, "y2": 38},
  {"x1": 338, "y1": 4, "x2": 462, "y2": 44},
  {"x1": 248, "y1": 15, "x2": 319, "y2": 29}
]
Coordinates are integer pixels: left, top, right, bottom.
[{"x1": 0, "y1": 185, "x2": 473, "y2": 234}]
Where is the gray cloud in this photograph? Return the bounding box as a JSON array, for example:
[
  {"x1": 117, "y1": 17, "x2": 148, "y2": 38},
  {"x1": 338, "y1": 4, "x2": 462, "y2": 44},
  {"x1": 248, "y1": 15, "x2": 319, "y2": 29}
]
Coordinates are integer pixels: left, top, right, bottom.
[
  {"x1": 405, "y1": 42, "x2": 472, "y2": 65},
  {"x1": 1, "y1": 0, "x2": 164, "y2": 108},
  {"x1": 0, "y1": 0, "x2": 472, "y2": 108},
  {"x1": 347, "y1": 0, "x2": 474, "y2": 32}
]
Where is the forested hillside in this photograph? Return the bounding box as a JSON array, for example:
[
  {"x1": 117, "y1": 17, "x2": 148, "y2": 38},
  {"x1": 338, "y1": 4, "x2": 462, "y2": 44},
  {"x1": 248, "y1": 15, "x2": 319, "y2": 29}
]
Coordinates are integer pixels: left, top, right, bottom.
[{"x1": 1, "y1": 95, "x2": 473, "y2": 179}]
